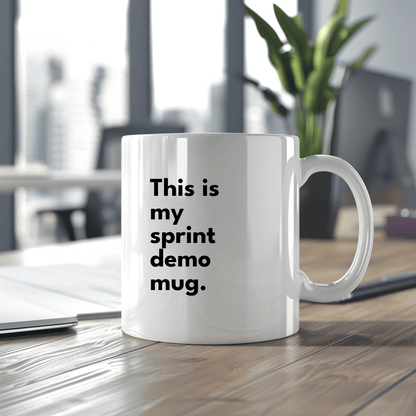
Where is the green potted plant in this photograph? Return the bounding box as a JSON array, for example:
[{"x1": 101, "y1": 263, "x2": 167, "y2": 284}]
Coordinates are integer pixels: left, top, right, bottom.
[{"x1": 244, "y1": 0, "x2": 376, "y2": 238}]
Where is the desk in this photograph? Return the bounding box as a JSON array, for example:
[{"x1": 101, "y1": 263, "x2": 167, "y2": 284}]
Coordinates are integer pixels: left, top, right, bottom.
[
  {"x1": 0, "y1": 170, "x2": 121, "y2": 192},
  {"x1": 1, "y1": 207, "x2": 416, "y2": 415}
]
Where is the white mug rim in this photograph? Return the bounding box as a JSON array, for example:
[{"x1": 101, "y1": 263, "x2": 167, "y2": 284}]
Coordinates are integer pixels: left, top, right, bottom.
[
  {"x1": 122, "y1": 132, "x2": 298, "y2": 139},
  {"x1": 122, "y1": 132, "x2": 299, "y2": 142}
]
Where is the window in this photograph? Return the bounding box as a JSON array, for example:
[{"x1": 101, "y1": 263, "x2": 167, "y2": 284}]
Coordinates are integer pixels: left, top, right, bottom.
[
  {"x1": 16, "y1": 0, "x2": 129, "y2": 247},
  {"x1": 150, "y1": 0, "x2": 226, "y2": 132}
]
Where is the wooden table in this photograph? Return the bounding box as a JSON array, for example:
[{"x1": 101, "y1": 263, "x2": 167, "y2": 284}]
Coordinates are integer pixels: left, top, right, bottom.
[{"x1": 1, "y1": 206, "x2": 416, "y2": 415}]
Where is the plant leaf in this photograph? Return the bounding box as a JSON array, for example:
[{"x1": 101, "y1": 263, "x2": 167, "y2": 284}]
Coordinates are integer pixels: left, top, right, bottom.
[
  {"x1": 292, "y1": 14, "x2": 304, "y2": 31},
  {"x1": 273, "y1": 4, "x2": 309, "y2": 52},
  {"x1": 276, "y1": 51, "x2": 298, "y2": 94},
  {"x1": 329, "y1": 16, "x2": 375, "y2": 56},
  {"x1": 345, "y1": 16, "x2": 375, "y2": 40},
  {"x1": 304, "y1": 57, "x2": 335, "y2": 113},
  {"x1": 322, "y1": 87, "x2": 338, "y2": 108},
  {"x1": 314, "y1": 14, "x2": 345, "y2": 68},
  {"x1": 242, "y1": 75, "x2": 288, "y2": 116},
  {"x1": 290, "y1": 53, "x2": 306, "y2": 90},
  {"x1": 295, "y1": 109, "x2": 307, "y2": 156},
  {"x1": 273, "y1": 4, "x2": 313, "y2": 81},
  {"x1": 326, "y1": 21, "x2": 347, "y2": 59},
  {"x1": 350, "y1": 46, "x2": 377, "y2": 70},
  {"x1": 333, "y1": 0, "x2": 349, "y2": 19},
  {"x1": 242, "y1": 75, "x2": 260, "y2": 87},
  {"x1": 305, "y1": 112, "x2": 315, "y2": 156},
  {"x1": 263, "y1": 88, "x2": 288, "y2": 116},
  {"x1": 244, "y1": 4, "x2": 297, "y2": 94}
]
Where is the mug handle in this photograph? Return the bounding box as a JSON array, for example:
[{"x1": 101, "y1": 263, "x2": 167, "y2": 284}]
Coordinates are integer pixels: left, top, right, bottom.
[{"x1": 299, "y1": 155, "x2": 374, "y2": 302}]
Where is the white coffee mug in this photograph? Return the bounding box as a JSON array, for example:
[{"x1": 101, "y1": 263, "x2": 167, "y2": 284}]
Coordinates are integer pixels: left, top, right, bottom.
[{"x1": 122, "y1": 133, "x2": 373, "y2": 344}]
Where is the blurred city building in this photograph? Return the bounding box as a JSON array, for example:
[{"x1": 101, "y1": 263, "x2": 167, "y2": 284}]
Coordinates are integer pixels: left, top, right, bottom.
[
  {"x1": 13, "y1": 0, "x2": 296, "y2": 249},
  {"x1": 17, "y1": 0, "x2": 129, "y2": 247}
]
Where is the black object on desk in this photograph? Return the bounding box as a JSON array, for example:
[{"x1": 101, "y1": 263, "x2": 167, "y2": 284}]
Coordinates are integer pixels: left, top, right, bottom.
[
  {"x1": 385, "y1": 209, "x2": 416, "y2": 238},
  {"x1": 301, "y1": 270, "x2": 416, "y2": 303}
]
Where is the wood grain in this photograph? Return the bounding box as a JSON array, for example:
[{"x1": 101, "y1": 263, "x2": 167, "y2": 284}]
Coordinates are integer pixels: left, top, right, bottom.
[
  {"x1": 185, "y1": 304, "x2": 416, "y2": 416},
  {"x1": 355, "y1": 369, "x2": 416, "y2": 415},
  {"x1": 1, "y1": 206, "x2": 416, "y2": 415},
  {"x1": 301, "y1": 230, "x2": 416, "y2": 285},
  {"x1": 2, "y1": 286, "x2": 416, "y2": 416},
  {"x1": 0, "y1": 320, "x2": 372, "y2": 415},
  {"x1": 0, "y1": 322, "x2": 373, "y2": 415},
  {"x1": 0, "y1": 319, "x2": 155, "y2": 397}
]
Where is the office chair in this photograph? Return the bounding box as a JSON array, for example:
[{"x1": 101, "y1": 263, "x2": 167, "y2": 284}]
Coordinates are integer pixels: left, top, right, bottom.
[{"x1": 44, "y1": 123, "x2": 185, "y2": 241}]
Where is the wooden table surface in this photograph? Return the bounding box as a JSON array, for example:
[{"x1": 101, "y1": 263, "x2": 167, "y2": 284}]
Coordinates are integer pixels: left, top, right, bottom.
[{"x1": 1, "y1": 206, "x2": 416, "y2": 415}]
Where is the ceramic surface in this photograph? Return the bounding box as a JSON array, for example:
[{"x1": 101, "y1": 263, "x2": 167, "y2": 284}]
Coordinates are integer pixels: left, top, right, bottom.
[{"x1": 121, "y1": 134, "x2": 373, "y2": 344}]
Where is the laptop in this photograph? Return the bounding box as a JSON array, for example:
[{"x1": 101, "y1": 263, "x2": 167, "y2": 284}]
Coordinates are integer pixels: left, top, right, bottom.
[{"x1": 0, "y1": 264, "x2": 121, "y2": 334}]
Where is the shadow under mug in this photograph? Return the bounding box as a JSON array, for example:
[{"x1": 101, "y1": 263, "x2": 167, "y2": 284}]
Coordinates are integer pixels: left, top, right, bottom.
[{"x1": 121, "y1": 133, "x2": 373, "y2": 344}]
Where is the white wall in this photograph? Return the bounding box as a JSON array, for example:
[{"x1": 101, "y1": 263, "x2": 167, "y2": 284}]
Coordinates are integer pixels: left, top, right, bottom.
[{"x1": 314, "y1": 0, "x2": 416, "y2": 172}]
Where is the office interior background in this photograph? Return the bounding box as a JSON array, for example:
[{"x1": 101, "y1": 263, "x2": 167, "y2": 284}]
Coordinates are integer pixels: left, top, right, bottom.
[{"x1": 0, "y1": 0, "x2": 415, "y2": 252}]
